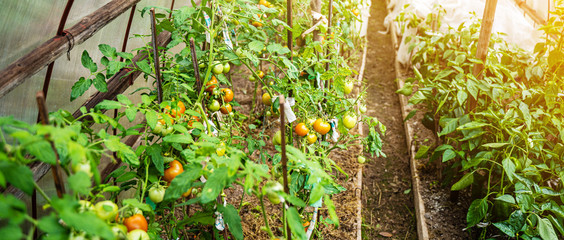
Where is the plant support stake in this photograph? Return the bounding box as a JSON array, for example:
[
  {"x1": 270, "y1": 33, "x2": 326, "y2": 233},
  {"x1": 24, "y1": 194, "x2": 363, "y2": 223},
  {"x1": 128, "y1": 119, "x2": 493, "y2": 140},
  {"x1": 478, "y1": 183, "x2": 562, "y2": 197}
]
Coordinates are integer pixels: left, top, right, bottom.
[
  {"x1": 36, "y1": 91, "x2": 66, "y2": 198},
  {"x1": 279, "y1": 95, "x2": 292, "y2": 240},
  {"x1": 189, "y1": 38, "x2": 203, "y2": 93},
  {"x1": 150, "y1": 8, "x2": 163, "y2": 104}
]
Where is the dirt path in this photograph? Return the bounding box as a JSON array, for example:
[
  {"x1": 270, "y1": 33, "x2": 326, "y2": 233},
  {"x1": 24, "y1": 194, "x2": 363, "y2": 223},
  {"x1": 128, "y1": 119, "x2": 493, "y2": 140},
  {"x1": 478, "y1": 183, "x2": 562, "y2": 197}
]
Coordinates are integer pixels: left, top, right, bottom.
[{"x1": 361, "y1": 0, "x2": 418, "y2": 239}]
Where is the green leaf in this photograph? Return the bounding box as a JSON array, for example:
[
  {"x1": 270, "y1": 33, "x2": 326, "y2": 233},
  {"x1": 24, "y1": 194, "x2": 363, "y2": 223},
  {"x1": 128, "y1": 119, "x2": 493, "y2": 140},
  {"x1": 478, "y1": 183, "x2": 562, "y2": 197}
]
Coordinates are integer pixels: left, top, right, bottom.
[
  {"x1": 136, "y1": 59, "x2": 152, "y2": 74},
  {"x1": 68, "y1": 171, "x2": 91, "y2": 195},
  {"x1": 396, "y1": 82, "x2": 413, "y2": 96},
  {"x1": 117, "y1": 52, "x2": 134, "y2": 60},
  {"x1": 38, "y1": 214, "x2": 68, "y2": 237},
  {"x1": 125, "y1": 108, "x2": 137, "y2": 122},
  {"x1": 439, "y1": 118, "x2": 458, "y2": 136},
  {"x1": 163, "y1": 134, "x2": 194, "y2": 144},
  {"x1": 116, "y1": 94, "x2": 132, "y2": 105},
  {"x1": 502, "y1": 157, "x2": 516, "y2": 183},
  {"x1": 538, "y1": 218, "x2": 558, "y2": 240},
  {"x1": 146, "y1": 145, "x2": 164, "y2": 175},
  {"x1": 415, "y1": 145, "x2": 430, "y2": 159},
  {"x1": 467, "y1": 198, "x2": 488, "y2": 227},
  {"x1": 456, "y1": 121, "x2": 488, "y2": 131},
  {"x1": 26, "y1": 139, "x2": 56, "y2": 164},
  {"x1": 493, "y1": 221, "x2": 516, "y2": 237},
  {"x1": 0, "y1": 223, "x2": 23, "y2": 240},
  {"x1": 324, "y1": 195, "x2": 339, "y2": 227},
  {"x1": 248, "y1": 41, "x2": 265, "y2": 52},
  {"x1": 93, "y1": 73, "x2": 108, "y2": 92},
  {"x1": 494, "y1": 194, "x2": 516, "y2": 204},
  {"x1": 451, "y1": 172, "x2": 474, "y2": 191},
  {"x1": 482, "y1": 142, "x2": 509, "y2": 148},
  {"x1": 0, "y1": 162, "x2": 35, "y2": 195},
  {"x1": 70, "y1": 77, "x2": 92, "y2": 101},
  {"x1": 145, "y1": 111, "x2": 157, "y2": 129},
  {"x1": 309, "y1": 183, "x2": 324, "y2": 205},
  {"x1": 81, "y1": 50, "x2": 97, "y2": 72},
  {"x1": 442, "y1": 149, "x2": 456, "y2": 162},
  {"x1": 99, "y1": 44, "x2": 117, "y2": 59},
  {"x1": 95, "y1": 100, "x2": 122, "y2": 110},
  {"x1": 286, "y1": 207, "x2": 307, "y2": 240},
  {"x1": 200, "y1": 167, "x2": 228, "y2": 203},
  {"x1": 404, "y1": 110, "x2": 417, "y2": 122},
  {"x1": 218, "y1": 204, "x2": 243, "y2": 240}
]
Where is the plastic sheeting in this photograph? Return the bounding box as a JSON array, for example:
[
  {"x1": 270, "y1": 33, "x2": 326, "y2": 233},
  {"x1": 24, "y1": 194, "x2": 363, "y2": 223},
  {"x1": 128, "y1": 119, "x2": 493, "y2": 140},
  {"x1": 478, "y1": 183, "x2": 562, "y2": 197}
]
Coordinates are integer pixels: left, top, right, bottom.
[
  {"x1": 0, "y1": 0, "x2": 190, "y2": 124},
  {"x1": 384, "y1": 0, "x2": 547, "y2": 65}
]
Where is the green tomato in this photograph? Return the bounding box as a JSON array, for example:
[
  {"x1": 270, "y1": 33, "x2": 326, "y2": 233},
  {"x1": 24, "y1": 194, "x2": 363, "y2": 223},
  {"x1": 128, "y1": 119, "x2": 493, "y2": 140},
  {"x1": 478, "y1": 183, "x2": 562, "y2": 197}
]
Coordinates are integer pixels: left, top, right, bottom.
[
  {"x1": 249, "y1": 75, "x2": 256, "y2": 82},
  {"x1": 72, "y1": 161, "x2": 93, "y2": 177},
  {"x1": 223, "y1": 63, "x2": 231, "y2": 73},
  {"x1": 111, "y1": 224, "x2": 128, "y2": 239},
  {"x1": 208, "y1": 100, "x2": 221, "y2": 112},
  {"x1": 267, "y1": 191, "x2": 282, "y2": 204},
  {"x1": 198, "y1": 63, "x2": 206, "y2": 69},
  {"x1": 292, "y1": 51, "x2": 299, "y2": 58},
  {"x1": 152, "y1": 122, "x2": 164, "y2": 135},
  {"x1": 235, "y1": 48, "x2": 243, "y2": 57},
  {"x1": 262, "y1": 181, "x2": 284, "y2": 204},
  {"x1": 344, "y1": 81, "x2": 354, "y2": 95},
  {"x1": 163, "y1": 126, "x2": 173, "y2": 135},
  {"x1": 127, "y1": 229, "x2": 150, "y2": 240},
  {"x1": 359, "y1": 104, "x2": 367, "y2": 113},
  {"x1": 357, "y1": 155, "x2": 366, "y2": 164},
  {"x1": 343, "y1": 115, "x2": 357, "y2": 129},
  {"x1": 212, "y1": 61, "x2": 224, "y2": 75},
  {"x1": 273, "y1": 130, "x2": 282, "y2": 145},
  {"x1": 94, "y1": 200, "x2": 118, "y2": 221},
  {"x1": 78, "y1": 200, "x2": 94, "y2": 213},
  {"x1": 216, "y1": 147, "x2": 226, "y2": 156},
  {"x1": 148, "y1": 185, "x2": 165, "y2": 204}
]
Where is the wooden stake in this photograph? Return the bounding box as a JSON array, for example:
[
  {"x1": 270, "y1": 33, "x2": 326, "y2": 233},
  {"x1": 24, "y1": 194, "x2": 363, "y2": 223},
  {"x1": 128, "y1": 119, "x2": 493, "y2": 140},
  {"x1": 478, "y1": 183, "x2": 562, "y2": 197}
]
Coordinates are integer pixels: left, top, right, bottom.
[
  {"x1": 279, "y1": 95, "x2": 292, "y2": 240},
  {"x1": 150, "y1": 8, "x2": 163, "y2": 104},
  {"x1": 36, "y1": 91, "x2": 65, "y2": 198},
  {"x1": 189, "y1": 38, "x2": 203, "y2": 93},
  {"x1": 287, "y1": 0, "x2": 293, "y2": 61},
  {"x1": 468, "y1": 0, "x2": 498, "y2": 111}
]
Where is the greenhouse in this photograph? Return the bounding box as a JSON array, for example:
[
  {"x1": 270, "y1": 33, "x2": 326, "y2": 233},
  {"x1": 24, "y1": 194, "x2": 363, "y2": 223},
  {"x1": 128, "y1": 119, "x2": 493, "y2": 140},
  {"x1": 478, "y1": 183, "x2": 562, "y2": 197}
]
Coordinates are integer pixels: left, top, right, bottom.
[{"x1": 0, "y1": 0, "x2": 562, "y2": 239}]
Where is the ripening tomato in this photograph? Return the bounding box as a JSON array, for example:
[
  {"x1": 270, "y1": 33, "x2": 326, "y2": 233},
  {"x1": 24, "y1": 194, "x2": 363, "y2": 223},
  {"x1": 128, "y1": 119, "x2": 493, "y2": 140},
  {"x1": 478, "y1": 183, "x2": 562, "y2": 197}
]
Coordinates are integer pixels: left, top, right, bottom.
[
  {"x1": 352, "y1": 9, "x2": 360, "y2": 17},
  {"x1": 181, "y1": 187, "x2": 193, "y2": 198},
  {"x1": 163, "y1": 160, "x2": 184, "y2": 183},
  {"x1": 294, "y1": 123, "x2": 309, "y2": 137},
  {"x1": 306, "y1": 133, "x2": 317, "y2": 144},
  {"x1": 205, "y1": 76, "x2": 218, "y2": 92},
  {"x1": 343, "y1": 115, "x2": 357, "y2": 129},
  {"x1": 262, "y1": 93, "x2": 272, "y2": 105},
  {"x1": 158, "y1": 114, "x2": 175, "y2": 126},
  {"x1": 124, "y1": 214, "x2": 148, "y2": 232},
  {"x1": 126, "y1": 229, "x2": 149, "y2": 240},
  {"x1": 164, "y1": 101, "x2": 186, "y2": 118},
  {"x1": 220, "y1": 103, "x2": 232, "y2": 114},
  {"x1": 313, "y1": 119, "x2": 331, "y2": 135},
  {"x1": 94, "y1": 200, "x2": 118, "y2": 221},
  {"x1": 222, "y1": 88, "x2": 234, "y2": 102},
  {"x1": 257, "y1": 70, "x2": 265, "y2": 79},
  {"x1": 216, "y1": 142, "x2": 226, "y2": 156},
  {"x1": 252, "y1": 21, "x2": 263, "y2": 27}
]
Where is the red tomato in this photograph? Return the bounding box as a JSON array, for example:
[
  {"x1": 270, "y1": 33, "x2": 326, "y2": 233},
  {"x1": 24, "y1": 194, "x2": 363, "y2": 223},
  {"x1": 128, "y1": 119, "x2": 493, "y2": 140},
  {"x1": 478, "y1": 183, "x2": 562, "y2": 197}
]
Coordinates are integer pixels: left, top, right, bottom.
[
  {"x1": 163, "y1": 160, "x2": 183, "y2": 183},
  {"x1": 124, "y1": 214, "x2": 148, "y2": 232}
]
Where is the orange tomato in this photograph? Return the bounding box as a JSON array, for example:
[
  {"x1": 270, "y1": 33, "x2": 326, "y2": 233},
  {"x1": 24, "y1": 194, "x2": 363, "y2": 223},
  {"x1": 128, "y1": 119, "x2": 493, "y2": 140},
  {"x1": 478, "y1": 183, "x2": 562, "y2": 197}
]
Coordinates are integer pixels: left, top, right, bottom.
[
  {"x1": 163, "y1": 160, "x2": 183, "y2": 183},
  {"x1": 205, "y1": 76, "x2": 218, "y2": 92},
  {"x1": 181, "y1": 187, "x2": 193, "y2": 198},
  {"x1": 313, "y1": 119, "x2": 331, "y2": 135},
  {"x1": 222, "y1": 88, "x2": 234, "y2": 102},
  {"x1": 164, "y1": 101, "x2": 186, "y2": 118},
  {"x1": 252, "y1": 21, "x2": 263, "y2": 27},
  {"x1": 220, "y1": 103, "x2": 232, "y2": 114},
  {"x1": 257, "y1": 70, "x2": 265, "y2": 79},
  {"x1": 352, "y1": 9, "x2": 359, "y2": 16},
  {"x1": 158, "y1": 114, "x2": 175, "y2": 125},
  {"x1": 187, "y1": 115, "x2": 200, "y2": 128},
  {"x1": 294, "y1": 123, "x2": 309, "y2": 137},
  {"x1": 124, "y1": 214, "x2": 148, "y2": 232}
]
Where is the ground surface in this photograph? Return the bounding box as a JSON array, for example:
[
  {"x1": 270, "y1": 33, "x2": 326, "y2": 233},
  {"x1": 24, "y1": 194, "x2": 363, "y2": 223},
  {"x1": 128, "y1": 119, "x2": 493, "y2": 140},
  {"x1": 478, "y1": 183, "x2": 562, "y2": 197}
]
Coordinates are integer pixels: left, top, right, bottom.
[{"x1": 360, "y1": 0, "x2": 417, "y2": 239}]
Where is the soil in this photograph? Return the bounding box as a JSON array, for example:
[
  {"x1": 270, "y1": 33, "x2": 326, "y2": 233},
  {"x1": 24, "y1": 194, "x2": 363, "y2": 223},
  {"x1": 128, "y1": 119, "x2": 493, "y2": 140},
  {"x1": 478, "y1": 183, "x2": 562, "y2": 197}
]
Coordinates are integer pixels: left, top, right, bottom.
[{"x1": 359, "y1": 0, "x2": 417, "y2": 239}]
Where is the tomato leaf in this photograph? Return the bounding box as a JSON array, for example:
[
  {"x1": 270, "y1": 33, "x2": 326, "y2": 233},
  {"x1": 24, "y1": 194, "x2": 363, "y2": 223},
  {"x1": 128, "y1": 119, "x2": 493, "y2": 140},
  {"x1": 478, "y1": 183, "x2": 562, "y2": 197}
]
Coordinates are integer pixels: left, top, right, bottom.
[
  {"x1": 81, "y1": 50, "x2": 97, "y2": 73},
  {"x1": 93, "y1": 73, "x2": 108, "y2": 92},
  {"x1": 414, "y1": 144, "x2": 430, "y2": 159},
  {"x1": 248, "y1": 41, "x2": 265, "y2": 52},
  {"x1": 218, "y1": 204, "x2": 243, "y2": 240},
  {"x1": 0, "y1": 162, "x2": 35, "y2": 195},
  {"x1": 200, "y1": 167, "x2": 228, "y2": 203},
  {"x1": 70, "y1": 77, "x2": 92, "y2": 101},
  {"x1": 324, "y1": 195, "x2": 339, "y2": 227},
  {"x1": 68, "y1": 171, "x2": 92, "y2": 195},
  {"x1": 286, "y1": 207, "x2": 307, "y2": 239},
  {"x1": 147, "y1": 145, "x2": 164, "y2": 175},
  {"x1": 95, "y1": 100, "x2": 122, "y2": 110},
  {"x1": 98, "y1": 44, "x2": 117, "y2": 59},
  {"x1": 163, "y1": 134, "x2": 194, "y2": 144}
]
